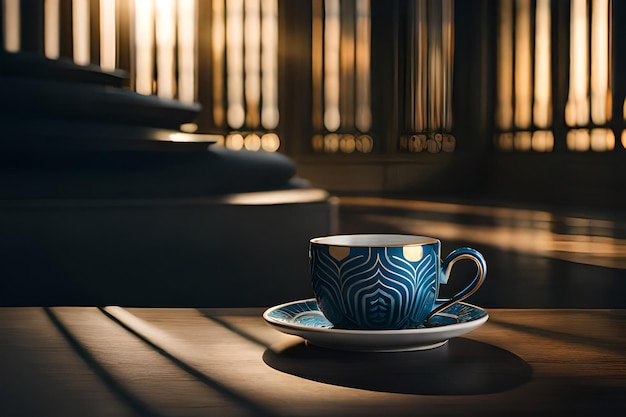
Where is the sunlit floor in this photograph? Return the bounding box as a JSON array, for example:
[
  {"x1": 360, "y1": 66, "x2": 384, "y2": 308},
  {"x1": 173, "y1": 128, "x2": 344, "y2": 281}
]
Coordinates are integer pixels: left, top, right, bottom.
[{"x1": 337, "y1": 196, "x2": 626, "y2": 309}]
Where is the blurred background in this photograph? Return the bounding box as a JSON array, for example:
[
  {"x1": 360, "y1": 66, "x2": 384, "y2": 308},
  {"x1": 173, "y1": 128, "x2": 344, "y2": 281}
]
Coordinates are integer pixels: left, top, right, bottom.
[{"x1": 0, "y1": 0, "x2": 624, "y2": 309}]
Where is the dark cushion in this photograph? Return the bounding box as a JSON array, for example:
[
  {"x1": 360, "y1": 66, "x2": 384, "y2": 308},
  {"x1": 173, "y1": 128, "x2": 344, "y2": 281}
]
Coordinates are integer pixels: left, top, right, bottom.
[{"x1": 0, "y1": 147, "x2": 297, "y2": 199}]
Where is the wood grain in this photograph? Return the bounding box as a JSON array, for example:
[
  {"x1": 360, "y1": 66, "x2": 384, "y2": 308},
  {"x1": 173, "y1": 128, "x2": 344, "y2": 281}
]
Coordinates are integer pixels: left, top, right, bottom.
[{"x1": 0, "y1": 307, "x2": 624, "y2": 416}]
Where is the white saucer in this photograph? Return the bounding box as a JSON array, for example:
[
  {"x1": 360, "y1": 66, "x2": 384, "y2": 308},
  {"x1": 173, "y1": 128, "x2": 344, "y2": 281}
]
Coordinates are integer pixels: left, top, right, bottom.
[{"x1": 263, "y1": 298, "x2": 488, "y2": 352}]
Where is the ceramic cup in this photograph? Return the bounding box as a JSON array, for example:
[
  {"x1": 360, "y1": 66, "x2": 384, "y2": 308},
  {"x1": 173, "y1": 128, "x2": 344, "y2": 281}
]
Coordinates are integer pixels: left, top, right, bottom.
[{"x1": 309, "y1": 234, "x2": 487, "y2": 330}]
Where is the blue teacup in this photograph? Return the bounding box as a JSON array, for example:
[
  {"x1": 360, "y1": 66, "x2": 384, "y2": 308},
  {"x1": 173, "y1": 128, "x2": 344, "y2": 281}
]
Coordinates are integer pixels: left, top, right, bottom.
[{"x1": 309, "y1": 234, "x2": 486, "y2": 330}]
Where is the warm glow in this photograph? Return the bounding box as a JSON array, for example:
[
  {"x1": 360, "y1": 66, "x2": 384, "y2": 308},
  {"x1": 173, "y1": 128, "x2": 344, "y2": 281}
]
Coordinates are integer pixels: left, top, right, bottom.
[
  {"x1": 427, "y1": 0, "x2": 454, "y2": 131},
  {"x1": 226, "y1": 133, "x2": 245, "y2": 150},
  {"x1": 177, "y1": 0, "x2": 196, "y2": 104},
  {"x1": 324, "y1": 0, "x2": 341, "y2": 132},
  {"x1": 567, "y1": 129, "x2": 590, "y2": 151},
  {"x1": 514, "y1": 131, "x2": 532, "y2": 151},
  {"x1": 312, "y1": 1, "x2": 324, "y2": 131},
  {"x1": 169, "y1": 132, "x2": 194, "y2": 142},
  {"x1": 514, "y1": 0, "x2": 532, "y2": 129},
  {"x1": 73, "y1": 0, "x2": 90, "y2": 65},
  {"x1": 244, "y1": 133, "x2": 261, "y2": 151},
  {"x1": 324, "y1": 133, "x2": 340, "y2": 153},
  {"x1": 442, "y1": 1, "x2": 454, "y2": 131},
  {"x1": 355, "y1": 0, "x2": 371, "y2": 132},
  {"x1": 497, "y1": 133, "x2": 514, "y2": 151},
  {"x1": 427, "y1": 9, "x2": 440, "y2": 130},
  {"x1": 405, "y1": 0, "x2": 453, "y2": 136},
  {"x1": 227, "y1": 0, "x2": 245, "y2": 128},
  {"x1": 261, "y1": 0, "x2": 279, "y2": 130},
  {"x1": 356, "y1": 135, "x2": 373, "y2": 153},
  {"x1": 496, "y1": 0, "x2": 513, "y2": 130},
  {"x1": 44, "y1": 0, "x2": 60, "y2": 59},
  {"x1": 100, "y1": 0, "x2": 116, "y2": 71},
  {"x1": 134, "y1": 0, "x2": 155, "y2": 95},
  {"x1": 413, "y1": 0, "x2": 427, "y2": 132},
  {"x1": 531, "y1": 130, "x2": 554, "y2": 152},
  {"x1": 590, "y1": 128, "x2": 614, "y2": 151},
  {"x1": 339, "y1": 0, "x2": 355, "y2": 130},
  {"x1": 3, "y1": 0, "x2": 20, "y2": 52},
  {"x1": 261, "y1": 133, "x2": 280, "y2": 152},
  {"x1": 212, "y1": 0, "x2": 225, "y2": 126},
  {"x1": 180, "y1": 123, "x2": 199, "y2": 133},
  {"x1": 410, "y1": 1, "x2": 428, "y2": 132},
  {"x1": 155, "y1": 0, "x2": 176, "y2": 99},
  {"x1": 533, "y1": 0, "x2": 551, "y2": 128},
  {"x1": 498, "y1": 0, "x2": 614, "y2": 152},
  {"x1": 339, "y1": 134, "x2": 356, "y2": 154},
  {"x1": 565, "y1": 0, "x2": 590, "y2": 127},
  {"x1": 245, "y1": 0, "x2": 261, "y2": 128},
  {"x1": 339, "y1": 196, "x2": 626, "y2": 269},
  {"x1": 590, "y1": 0, "x2": 610, "y2": 125},
  {"x1": 312, "y1": 135, "x2": 324, "y2": 152}
]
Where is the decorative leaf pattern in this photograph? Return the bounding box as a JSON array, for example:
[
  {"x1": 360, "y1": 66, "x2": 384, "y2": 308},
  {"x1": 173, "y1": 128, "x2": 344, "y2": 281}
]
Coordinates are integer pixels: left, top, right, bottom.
[
  {"x1": 310, "y1": 245, "x2": 439, "y2": 329},
  {"x1": 265, "y1": 299, "x2": 488, "y2": 329}
]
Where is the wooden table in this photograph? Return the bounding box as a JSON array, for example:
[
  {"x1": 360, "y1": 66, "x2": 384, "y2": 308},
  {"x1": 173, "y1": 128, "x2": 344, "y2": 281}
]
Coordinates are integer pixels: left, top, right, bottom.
[{"x1": 1, "y1": 306, "x2": 624, "y2": 416}]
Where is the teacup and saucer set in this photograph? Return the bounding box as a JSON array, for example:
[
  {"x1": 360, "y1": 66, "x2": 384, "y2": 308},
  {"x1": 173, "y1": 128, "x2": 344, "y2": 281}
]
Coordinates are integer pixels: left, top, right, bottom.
[{"x1": 263, "y1": 234, "x2": 489, "y2": 352}]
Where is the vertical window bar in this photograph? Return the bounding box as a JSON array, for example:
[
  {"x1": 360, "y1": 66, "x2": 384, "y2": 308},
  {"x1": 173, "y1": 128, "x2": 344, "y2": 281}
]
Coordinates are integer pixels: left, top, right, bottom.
[
  {"x1": 226, "y1": 0, "x2": 245, "y2": 129},
  {"x1": 155, "y1": 0, "x2": 176, "y2": 99},
  {"x1": 244, "y1": 0, "x2": 261, "y2": 128},
  {"x1": 4, "y1": 0, "x2": 21, "y2": 52},
  {"x1": 339, "y1": 0, "x2": 355, "y2": 131},
  {"x1": 324, "y1": 0, "x2": 341, "y2": 132},
  {"x1": 514, "y1": 0, "x2": 532, "y2": 133},
  {"x1": 133, "y1": 0, "x2": 155, "y2": 95},
  {"x1": 212, "y1": 0, "x2": 225, "y2": 127},
  {"x1": 311, "y1": 0, "x2": 324, "y2": 134},
  {"x1": 177, "y1": 0, "x2": 196, "y2": 104},
  {"x1": 533, "y1": 0, "x2": 551, "y2": 129},
  {"x1": 566, "y1": 0, "x2": 590, "y2": 129},
  {"x1": 261, "y1": 0, "x2": 279, "y2": 130},
  {"x1": 442, "y1": 0, "x2": 453, "y2": 133},
  {"x1": 45, "y1": 0, "x2": 60, "y2": 59},
  {"x1": 72, "y1": 0, "x2": 89, "y2": 65},
  {"x1": 99, "y1": 0, "x2": 115, "y2": 70}
]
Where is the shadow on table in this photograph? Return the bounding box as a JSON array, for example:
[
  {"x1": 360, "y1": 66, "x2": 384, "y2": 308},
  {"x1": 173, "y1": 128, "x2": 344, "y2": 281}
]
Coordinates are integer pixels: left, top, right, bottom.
[{"x1": 263, "y1": 337, "x2": 532, "y2": 395}]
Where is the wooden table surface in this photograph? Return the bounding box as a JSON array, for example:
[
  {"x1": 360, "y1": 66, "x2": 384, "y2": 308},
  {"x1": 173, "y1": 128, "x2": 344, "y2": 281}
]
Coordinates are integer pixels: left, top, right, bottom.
[{"x1": 1, "y1": 306, "x2": 624, "y2": 416}]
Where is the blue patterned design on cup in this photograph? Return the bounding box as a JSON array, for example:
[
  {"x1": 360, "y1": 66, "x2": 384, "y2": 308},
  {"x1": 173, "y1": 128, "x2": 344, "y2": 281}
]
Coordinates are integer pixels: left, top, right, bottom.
[{"x1": 310, "y1": 242, "x2": 440, "y2": 330}]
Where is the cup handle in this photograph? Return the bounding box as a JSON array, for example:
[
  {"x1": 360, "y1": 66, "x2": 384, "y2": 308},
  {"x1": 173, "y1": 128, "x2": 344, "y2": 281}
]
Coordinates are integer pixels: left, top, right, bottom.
[{"x1": 426, "y1": 247, "x2": 487, "y2": 321}]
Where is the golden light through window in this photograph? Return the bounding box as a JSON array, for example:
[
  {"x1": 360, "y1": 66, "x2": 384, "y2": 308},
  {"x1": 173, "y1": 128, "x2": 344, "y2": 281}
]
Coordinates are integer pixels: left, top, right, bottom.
[
  {"x1": 590, "y1": 0, "x2": 611, "y2": 126},
  {"x1": 177, "y1": 0, "x2": 196, "y2": 104},
  {"x1": 134, "y1": 0, "x2": 155, "y2": 95},
  {"x1": 244, "y1": 0, "x2": 261, "y2": 128},
  {"x1": 25, "y1": 0, "x2": 282, "y2": 150},
  {"x1": 72, "y1": 0, "x2": 90, "y2": 65},
  {"x1": 44, "y1": 0, "x2": 60, "y2": 59},
  {"x1": 261, "y1": 0, "x2": 279, "y2": 130},
  {"x1": 566, "y1": 0, "x2": 590, "y2": 127},
  {"x1": 226, "y1": 0, "x2": 245, "y2": 128},
  {"x1": 155, "y1": 0, "x2": 176, "y2": 99},
  {"x1": 566, "y1": 0, "x2": 613, "y2": 151},
  {"x1": 212, "y1": 0, "x2": 225, "y2": 126},
  {"x1": 218, "y1": 0, "x2": 281, "y2": 151},
  {"x1": 100, "y1": 0, "x2": 116, "y2": 71},
  {"x1": 3, "y1": 0, "x2": 20, "y2": 52},
  {"x1": 313, "y1": 0, "x2": 373, "y2": 153},
  {"x1": 323, "y1": 0, "x2": 341, "y2": 132},
  {"x1": 514, "y1": 0, "x2": 532, "y2": 130},
  {"x1": 402, "y1": 0, "x2": 455, "y2": 153},
  {"x1": 497, "y1": 0, "x2": 617, "y2": 152},
  {"x1": 533, "y1": 0, "x2": 551, "y2": 129},
  {"x1": 355, "y1": 0, "x2": 371, "y2": 133}
]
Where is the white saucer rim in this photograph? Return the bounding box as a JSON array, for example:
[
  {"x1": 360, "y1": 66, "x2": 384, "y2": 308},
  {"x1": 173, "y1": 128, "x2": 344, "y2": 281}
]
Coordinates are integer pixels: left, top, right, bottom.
[{"x1": 263, "y1": 298, "x2": 489, "y2": 336}]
